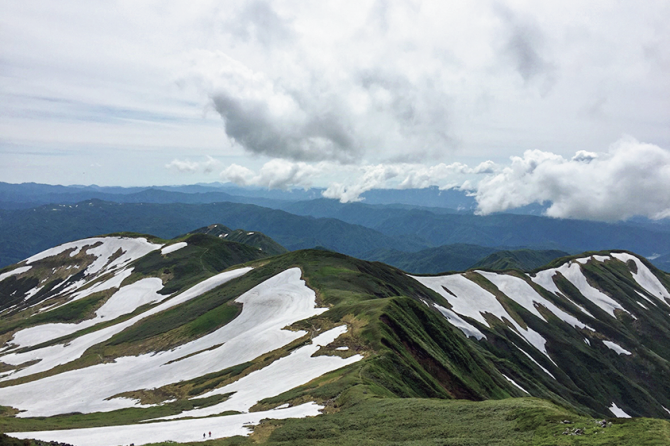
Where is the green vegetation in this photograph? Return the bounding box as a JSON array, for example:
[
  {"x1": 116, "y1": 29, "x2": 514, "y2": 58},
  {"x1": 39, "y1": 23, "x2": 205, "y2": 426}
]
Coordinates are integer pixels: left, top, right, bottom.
[
  {"x1": 141, "y1": 397, "x2": 670, "y2": 446},
  {"x1": 472, "y1": 249, "x2": 569, "y2": 272},
  {"x1": 188, "y1": 224, "x2": 288, "y2": 256}
]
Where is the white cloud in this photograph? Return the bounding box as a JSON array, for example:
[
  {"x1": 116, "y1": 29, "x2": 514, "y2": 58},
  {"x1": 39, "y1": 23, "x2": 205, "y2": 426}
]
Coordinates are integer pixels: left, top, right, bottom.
[
  {"x1": 473, "y1": 137, "x2": 670, "y2": 221},
  {"x1": 220, "y1": 159, "x2": 324, "y2": 190},
  {"x1": 165, "y1": 156, "x2": 222, "y2": 174},
  {"x1": 2, "y1": 1, "x2": 670, "y2": 186},
  {"x1": 220, "y1": 159, "x2": 495, "y2": 203}
]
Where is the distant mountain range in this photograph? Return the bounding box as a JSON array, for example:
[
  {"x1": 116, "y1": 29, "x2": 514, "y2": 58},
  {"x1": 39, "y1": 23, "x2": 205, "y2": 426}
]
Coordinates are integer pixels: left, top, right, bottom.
[{"x1": 1, "y1": 182, "x2": 669, "y2": 274}]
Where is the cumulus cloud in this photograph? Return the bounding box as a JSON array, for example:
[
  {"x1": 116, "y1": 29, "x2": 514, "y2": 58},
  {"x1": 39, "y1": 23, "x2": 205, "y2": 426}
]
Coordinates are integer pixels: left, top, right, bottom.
[
  {"x1": 323, "y1": 164, "x2": 405, "y2": 203},
  {"x1": 219, "y1": 158, "x2": 496, "y2": 203},
  {"x1": 473, "y1": 137, "x2": 670, "y2": 220},
  {"x1": 165, "y1": 156, "x2": 221, "y2": 173},
  {"x1": 220, "y1": 159, "x2": 324, "y2": 189}
]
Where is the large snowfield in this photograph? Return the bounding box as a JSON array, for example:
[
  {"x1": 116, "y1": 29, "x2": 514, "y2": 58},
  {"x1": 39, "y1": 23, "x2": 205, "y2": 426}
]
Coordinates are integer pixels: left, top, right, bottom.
[{"x1": 2, "y1": 238, "x2": 668, "y2": 445}]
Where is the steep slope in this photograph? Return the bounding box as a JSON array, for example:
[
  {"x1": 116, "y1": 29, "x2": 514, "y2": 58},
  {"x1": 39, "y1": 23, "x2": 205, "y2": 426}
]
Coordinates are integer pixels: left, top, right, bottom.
[
  {"x1": 412, "y1": 251, "x2": 670, "y2": 419},
  {"x1": 0, "y1": 239, "x2": 669, "y2": 445}
]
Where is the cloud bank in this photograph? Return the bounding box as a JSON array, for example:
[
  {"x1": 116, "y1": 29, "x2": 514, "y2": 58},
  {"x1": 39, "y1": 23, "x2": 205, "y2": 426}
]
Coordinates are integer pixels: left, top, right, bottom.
[{"x1": 473, "y1": 137, "x2": 670, "y2": 220}]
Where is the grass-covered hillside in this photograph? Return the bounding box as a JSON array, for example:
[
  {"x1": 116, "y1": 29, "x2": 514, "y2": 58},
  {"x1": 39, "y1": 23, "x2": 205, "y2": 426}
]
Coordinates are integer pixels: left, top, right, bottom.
[{"x1": 0, "y1": 233, "x2": 669, "y2": 445}]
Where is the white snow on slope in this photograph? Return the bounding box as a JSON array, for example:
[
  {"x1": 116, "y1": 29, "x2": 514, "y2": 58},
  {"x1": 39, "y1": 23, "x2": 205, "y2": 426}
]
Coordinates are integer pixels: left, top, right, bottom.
[
  {"x1": 515, "y1": 346, "x2": 556, "y2": 379},
  {"x1": 609, "y1": 402, "x2": 631, "y2": 418},
  {"x1": 161, "y1": 242, "x2": 187, "y2": 255},
  {"x1": 0, "y1": 266, "x2": 32, "y2": 283},
  {"x1": 433, "y1": 304, "x2": 485, "y2": 340},
  {"x1": 9, "y1": 402, "x2": 323, "y2": 446},
  {"x1": 25, "y1": 237, "x2": 162, "y2": 276},
  {"x1": 9, "y1": 278, "x2": 165, "y2": 349},
  {"x1": 159, "y1": 325, "x2": 363, "y2": 420},
  {"x1": 0, "y1": 268, "x2": 250, "y2": 382},
  {"x1": 477, "y1": 271, "x2": 592, "y2": 331},
  {"x1": 532, "y1": 261, "x2": 625, "y2": 318},
  {"x1": 412, "y1": 274, "x2": 552, "y2": 359},
  {"x1": 67, "y1": 268, "x2": 134, "y2": 303},
  {"x1": 0, "y1": 267, "x2": 331, "y2": 418},
  {"x1": 611, "y1": 253, "x2": 670, "y2": 304},
  {"x1": 603, "y1": 340, "x2": 632, "y2": 355},
  {"x1": 503, "y1": 374, "x2": 528, "y2": 394},
  {"x1": 575, "y1": 255, "x2": 611, "y2": 265}
]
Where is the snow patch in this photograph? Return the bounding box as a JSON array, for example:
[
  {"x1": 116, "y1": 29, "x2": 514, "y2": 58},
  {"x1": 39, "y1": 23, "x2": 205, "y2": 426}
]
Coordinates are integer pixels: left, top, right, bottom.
[
  {"x1": 433, "y1": 304, "x2": 485, "y2": 340},
  {"x1": 603, "y1": 340, "x2": 631, "y2": 355},
  {"x1": 25, "y1": 237, "x2": 161, "y2": 276},
  {"x1": 612, "y1": 253, "x2": 670, "y2": 304},
  {"x1": 161, "y1": 242, "x2": 187, "y2": 255},
  {"x1": 538, "y1": 262, "x2": 626, "y2": 317},
  {"x1": 502, "y1": 374, "x2": 528, "y2": 394},
  {"x1": 0, "y1": 267, "x2": 341, "y2": 418},
  {"x1": 8, "y1": 402, "x2": 323, "y2": 446},
  {"x1": 0, "y1": 266, "x2": 32, "y2": 283},
  {"x1": 413, "y1": 274, "x2": 552, "y2": 360},
  {"x1": 477, "y1": 271, "x2": 592, "y2": 330},
  {"x1": 0, "y1": 268, "x2": 250, "y2": 384},
  {"x1": 609, "y1": 402, "x2": 631, "y2": 418},
  {"x1": 515, "y1": 346, "x2": 555, "y2": 379},
  {"x1": 335, "y1": 346, "x2": 349, "y2": 351},
  {"x1": 157, "y1": 325, "x2": 362, "y2": 420}
]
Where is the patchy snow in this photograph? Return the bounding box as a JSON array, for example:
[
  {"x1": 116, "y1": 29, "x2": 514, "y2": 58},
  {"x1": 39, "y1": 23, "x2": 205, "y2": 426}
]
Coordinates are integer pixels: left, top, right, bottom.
[
  {"x1": 96, "y1": 278, "x2": 165, "y2": 320},
  {"x1": 515, "y1": 345, "x2": 555, "y2": 379},
  {"x1": 584, "y1": 338, "x2": 590, "y2": 346},
  {"x1": 25, "y1": 238, "x2": 161, "y2": 275},
  {"x1": 12, "y1": 277, "x2": 168, "y2": 350},
  {"x1": 664, "y1": 406, "x2": 670, "y2": 415},
  {"x1": 8, "y1": 402, "x2": 323, "y2": 446},
  {"x1": 603, "y1": 340, "x2": 631, "y2": 355},
  {"x1": 477, "y1": 271, "x2": 592, "y2": 330},
  {"x1": 502, "y1": 374, "x2": 528, "y2": 394},
  {"x1": 0, "y1": 266, "x2": 32, "y2": 283},
  {"x1": 158, "y1": 326, "x2": 363, "y2": 420},
  {"x1": 412, "y1": 274, "x2": 552, "y2": 360},
  {"x1": 22, "y1": 285, "x2": 44, "y2": 301},
  {"x1": 335, "y1": 346, "x2": 349, "y2": 351},
  {"x1": 0, "y1": 267, "x2": 338, "y2": 418},
  {"x1": 433, "y1": 304, "x2": 485, "y2": 340},
  {"x1": 0, "y1": 268, "x2": 251, "y2": 383},
  {"x1": 536, "y1": 262, "x2": 626, "y2": 318},
  {"x1": 161, "y1": 242, "x2": 187, "y2": 255},
  {"x1": 247, "y1": 232, "x2": 255, "y2": 235},
  {"x1": 609, "y1": 402, "x2": 631, "y2": 418},
  {"x1": 612, "y1": 253, "x2": 670, "y2": 304},
  {"x1": 634, "y1": 290, "x2": 656, "y2": 307},
  {"x1": 575, "y1": 255, "x2": 611, "y2": 265},
  {"x1": 70, "y1": 268, "x2": 134, "y2": 303}
]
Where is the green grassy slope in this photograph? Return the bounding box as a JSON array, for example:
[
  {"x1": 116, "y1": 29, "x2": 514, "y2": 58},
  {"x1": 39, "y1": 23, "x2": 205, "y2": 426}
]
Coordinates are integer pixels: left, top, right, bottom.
[
  {"x1": 2, "y1": 245, "x2": 670, "y2": 445},
  {"x1": 188, "y1": 224, "x2": 288, "y2": 256},
  {"x1": 472, "y1": 249, "x2": 570, "y2": 271}
]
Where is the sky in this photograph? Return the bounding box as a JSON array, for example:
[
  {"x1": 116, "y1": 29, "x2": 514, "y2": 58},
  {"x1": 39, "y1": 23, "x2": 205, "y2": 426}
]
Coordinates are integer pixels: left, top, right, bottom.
[{"x1": 1, "y1": 0, "x2": 669, "y2": 220}]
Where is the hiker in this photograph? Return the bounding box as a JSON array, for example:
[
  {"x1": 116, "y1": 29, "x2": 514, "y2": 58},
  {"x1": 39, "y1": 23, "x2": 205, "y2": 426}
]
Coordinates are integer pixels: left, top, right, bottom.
[
  {"x1": 209, "y1": 431, "x2": 212, "y2": 437},
  {"x1": 203, "y1": 433, "x2": 206, "y2": 439}
]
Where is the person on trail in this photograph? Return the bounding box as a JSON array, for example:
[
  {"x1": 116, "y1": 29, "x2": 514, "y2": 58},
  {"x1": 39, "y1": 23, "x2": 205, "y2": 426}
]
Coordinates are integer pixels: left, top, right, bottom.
[
  {"x1": 203, "y1": 433, "x2": 206, "y2": 439},
  {"x1": 209, "y1": 431, "x2": 212, "y2": 437}
]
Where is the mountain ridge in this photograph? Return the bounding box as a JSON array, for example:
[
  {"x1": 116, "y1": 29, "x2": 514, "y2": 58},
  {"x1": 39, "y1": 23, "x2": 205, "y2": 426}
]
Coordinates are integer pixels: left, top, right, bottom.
[{"x1": 0, "y1": 231, "x2": 669, "y2": 446}]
